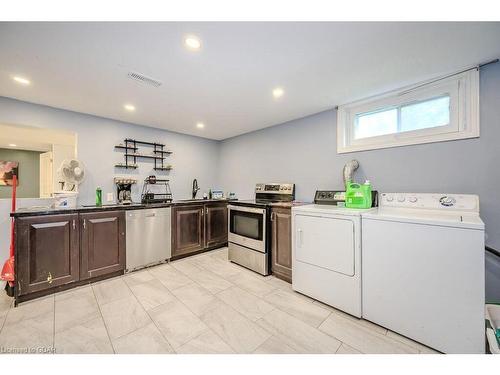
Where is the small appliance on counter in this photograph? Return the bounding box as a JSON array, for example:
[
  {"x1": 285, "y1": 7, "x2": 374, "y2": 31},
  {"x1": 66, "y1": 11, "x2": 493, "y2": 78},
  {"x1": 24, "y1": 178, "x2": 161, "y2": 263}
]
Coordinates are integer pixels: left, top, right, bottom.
[
  {"x1": 53, "y1": 191, "x2": 79, "y2": 208},
  {"x1": 52, "y1": 158, "x2": 86, "y2": 208},
  {"x1": 115, "y1": 177, "x2": 137, "y2": 205},
  {"x1": 210, "y1": 189, "x2": 224, "y2": 199},
  {"x1": 141, "y1": 175, "x2": 172, "y2": 204}
]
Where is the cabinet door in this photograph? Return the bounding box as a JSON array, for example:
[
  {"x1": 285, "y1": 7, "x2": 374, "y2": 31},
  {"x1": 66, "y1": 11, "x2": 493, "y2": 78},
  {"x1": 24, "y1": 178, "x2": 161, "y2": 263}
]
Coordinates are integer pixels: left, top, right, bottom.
[
  {"x1": 80, "y1": 211, "x2": 126, "y2": 280},
  {"x1": 271, "y1": 207, "x2": 292, "y2": 283},
  {"x1": 205, "y1": 203, "x2": 228, "y2": 248},
  {"x1": 16, "y1": 214, "x2": 79, "y2": 296},
  {"x1": 172, "y1": 205, "x2": 204, "y2": 257}
]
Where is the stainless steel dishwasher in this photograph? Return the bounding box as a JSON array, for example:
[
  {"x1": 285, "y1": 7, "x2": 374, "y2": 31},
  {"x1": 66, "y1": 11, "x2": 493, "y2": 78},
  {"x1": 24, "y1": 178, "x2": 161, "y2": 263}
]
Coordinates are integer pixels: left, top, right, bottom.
[{"x1": 126, "y1": 207, "x2": 171, "y2": 271}]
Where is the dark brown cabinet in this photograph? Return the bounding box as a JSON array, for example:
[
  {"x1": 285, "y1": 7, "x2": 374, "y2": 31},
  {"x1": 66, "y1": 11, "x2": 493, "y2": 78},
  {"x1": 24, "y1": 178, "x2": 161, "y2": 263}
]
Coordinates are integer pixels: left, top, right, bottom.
[
  {"x1": 15, "y1": 210, "x2": 126, "y2": 303},
  {"x1": 172, "y1": 202, "x2": 228, "y2": 259},
  {"x1": 16, "y1": 214, "x2": 80, "y2": 296},
  {"x1": 172, "y1": 204, "x2": 205, "y2": 257},
  {"x1": 205, "y1": 203, "x2": 228, "y2": 248},
  {"x1": 80, "y1": 211, "x2": 126, "y2": 280},
  {"x1": 271, "y1": 207, "x2": 292, "y2": 283}
]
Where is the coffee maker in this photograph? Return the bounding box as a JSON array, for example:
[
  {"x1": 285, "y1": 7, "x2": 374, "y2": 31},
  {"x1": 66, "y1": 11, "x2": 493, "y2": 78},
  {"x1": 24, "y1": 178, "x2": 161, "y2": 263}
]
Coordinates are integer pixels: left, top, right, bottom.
[{"x1": 114, "y1": 177, "x2": 137, "y2": 205}]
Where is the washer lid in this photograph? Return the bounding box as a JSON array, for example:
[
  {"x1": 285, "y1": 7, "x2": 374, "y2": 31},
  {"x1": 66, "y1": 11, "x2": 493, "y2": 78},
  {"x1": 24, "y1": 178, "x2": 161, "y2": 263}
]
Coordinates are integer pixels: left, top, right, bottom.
[
  {"x1": 363, "y1": 207, "x2": 484, "y2": 230},
  {"x1": 292, "y1": 204, "x2": 376, "y2": 217}
]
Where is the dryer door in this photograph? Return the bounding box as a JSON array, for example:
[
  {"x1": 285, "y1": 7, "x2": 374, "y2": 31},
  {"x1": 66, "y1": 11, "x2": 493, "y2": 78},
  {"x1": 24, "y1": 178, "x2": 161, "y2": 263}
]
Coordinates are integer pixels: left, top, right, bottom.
[{"x1": 295, "y1": 214, "x2": 355, "y2": 276}]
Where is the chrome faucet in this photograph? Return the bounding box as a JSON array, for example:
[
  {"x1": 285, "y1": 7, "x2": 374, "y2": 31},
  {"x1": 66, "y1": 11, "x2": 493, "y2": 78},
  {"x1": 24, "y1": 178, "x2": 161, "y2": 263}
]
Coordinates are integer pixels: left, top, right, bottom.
[{"x1": 192, "y1": 179, "x2": 200, "y2": 199}]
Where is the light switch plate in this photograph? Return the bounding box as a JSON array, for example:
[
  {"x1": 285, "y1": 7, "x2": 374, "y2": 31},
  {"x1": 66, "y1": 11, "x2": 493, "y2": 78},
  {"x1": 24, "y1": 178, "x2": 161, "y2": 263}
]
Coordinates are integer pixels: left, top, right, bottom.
[{"x1": 106, "y1": 192, "x2": 113, "y2": 202}]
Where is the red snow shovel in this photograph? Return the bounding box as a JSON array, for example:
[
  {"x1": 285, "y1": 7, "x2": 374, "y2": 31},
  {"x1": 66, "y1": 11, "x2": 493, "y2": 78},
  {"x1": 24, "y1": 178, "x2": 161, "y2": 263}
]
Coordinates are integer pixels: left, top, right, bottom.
[{"x1": 2, "y1": 174, "x2": 17, "y2": 296}]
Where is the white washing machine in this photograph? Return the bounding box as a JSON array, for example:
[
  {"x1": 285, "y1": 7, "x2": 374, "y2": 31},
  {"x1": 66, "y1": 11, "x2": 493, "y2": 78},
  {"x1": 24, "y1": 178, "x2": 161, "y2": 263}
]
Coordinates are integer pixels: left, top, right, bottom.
[
  {"x1": 292, "y1": 204, "x2": 375, "y2": 317},
  {"x1": 362, "y1": 193, "x2": 485, "y2": 354}
]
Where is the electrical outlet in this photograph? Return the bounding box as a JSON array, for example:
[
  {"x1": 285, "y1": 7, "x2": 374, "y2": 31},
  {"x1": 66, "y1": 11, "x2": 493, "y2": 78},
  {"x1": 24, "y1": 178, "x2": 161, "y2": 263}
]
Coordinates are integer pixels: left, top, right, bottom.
[{"x1": 106, "y1": 192, "x2": 114, "y2": 202}]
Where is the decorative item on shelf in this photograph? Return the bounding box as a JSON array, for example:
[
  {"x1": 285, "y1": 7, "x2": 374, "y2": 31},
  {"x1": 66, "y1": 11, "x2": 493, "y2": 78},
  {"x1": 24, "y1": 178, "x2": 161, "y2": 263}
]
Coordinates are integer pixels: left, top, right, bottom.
[
  {"x1": 141, "y1": 175, "x2": 172, "y2": 204},
  {"x1": 114, "y1": 138, "x2": 173, "y2": 171}
]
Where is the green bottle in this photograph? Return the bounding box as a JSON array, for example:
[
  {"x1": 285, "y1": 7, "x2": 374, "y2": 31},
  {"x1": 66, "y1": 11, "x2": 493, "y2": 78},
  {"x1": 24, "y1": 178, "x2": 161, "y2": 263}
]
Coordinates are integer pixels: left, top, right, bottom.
[
  {"x1": 345, "y1": 180, "x2": 372, "y2": 209},
  {"x1": 96, "y1": 187, "x2": 102, "y2": 207}
]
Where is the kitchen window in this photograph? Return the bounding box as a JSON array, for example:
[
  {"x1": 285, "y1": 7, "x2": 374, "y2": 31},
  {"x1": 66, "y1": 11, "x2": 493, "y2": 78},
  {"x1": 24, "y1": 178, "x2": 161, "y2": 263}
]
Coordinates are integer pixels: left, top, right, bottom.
[{"x1": 337, "y1": 69, "x2": 479, "y2": 153}]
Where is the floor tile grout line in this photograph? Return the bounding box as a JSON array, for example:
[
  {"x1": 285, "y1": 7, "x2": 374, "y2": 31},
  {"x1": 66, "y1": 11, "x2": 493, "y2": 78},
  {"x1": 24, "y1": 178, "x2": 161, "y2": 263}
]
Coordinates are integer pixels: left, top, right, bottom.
[
  {"x1": 0, "y1": 297, "x2": 13, "y2": 334},
  {"x1": 160, "y1": 262, "x2": 269, "y2": 354},
  {"x1": 122, "y1": 274, "x2": 177, "y2": 354},
  {"x1": 158, "y1": 275, "x2": 240, "y2": 354},
  {"x1": 316, "y1": 311, "x2": 333, "y2": 329},
  {"x1": 90, "y1": 282, "x2": 116, "y2": 354},
  {"x1": 170, "y1": 257, "x2": 235, "y2": 295}
]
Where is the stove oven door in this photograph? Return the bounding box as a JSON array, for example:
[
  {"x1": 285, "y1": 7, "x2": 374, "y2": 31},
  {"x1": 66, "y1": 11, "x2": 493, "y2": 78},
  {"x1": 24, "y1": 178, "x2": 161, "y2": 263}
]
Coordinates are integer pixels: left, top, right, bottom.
[{"x1": 228, "y1": 205, "x2": 266, "y2": 252}]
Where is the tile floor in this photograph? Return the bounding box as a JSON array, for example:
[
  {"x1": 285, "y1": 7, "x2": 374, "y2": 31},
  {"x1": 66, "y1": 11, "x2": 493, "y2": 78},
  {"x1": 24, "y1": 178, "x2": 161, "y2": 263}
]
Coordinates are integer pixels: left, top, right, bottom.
[{"x1": 0, "y1": 247, "x2": 439, "y2": 354}]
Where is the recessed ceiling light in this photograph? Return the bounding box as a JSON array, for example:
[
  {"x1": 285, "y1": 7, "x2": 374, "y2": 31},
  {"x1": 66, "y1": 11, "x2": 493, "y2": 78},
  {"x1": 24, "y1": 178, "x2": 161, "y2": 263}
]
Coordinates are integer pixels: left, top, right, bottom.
[
  {"x1": 13, "y1": 76, "x2": 30, "y2": 85},
  {"x1": 8, "y1": 144, "x2": 17, "y2": 147},
  {"x1": 196, "y1": 122, "x2": 205, "y2": 129},
  {"x1": 124, "y1": 104, "x2": 136, "y2": 112},
  {"x1": 185, "y1": 36, "x2": 201, "y2": 50},
  {"x1": 272, "y1": 87, "x2": 284, "y2": 99}
]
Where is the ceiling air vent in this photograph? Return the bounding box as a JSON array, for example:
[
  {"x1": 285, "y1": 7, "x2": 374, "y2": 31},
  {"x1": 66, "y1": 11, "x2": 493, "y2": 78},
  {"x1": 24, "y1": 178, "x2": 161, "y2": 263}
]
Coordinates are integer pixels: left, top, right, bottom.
[{"x1": 127, "y1": 71, "x2": 162, "y2": 88}]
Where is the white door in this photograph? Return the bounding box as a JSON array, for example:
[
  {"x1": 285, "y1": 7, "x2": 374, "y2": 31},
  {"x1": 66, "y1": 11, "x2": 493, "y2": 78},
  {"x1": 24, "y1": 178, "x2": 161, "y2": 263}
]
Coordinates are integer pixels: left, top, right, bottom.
[
  {"x1": 39, "y1": 151, "x2": 53, "y2": 198},
  {"x1": 295, "y1": 214, "x2": 355, "y2": 276}
]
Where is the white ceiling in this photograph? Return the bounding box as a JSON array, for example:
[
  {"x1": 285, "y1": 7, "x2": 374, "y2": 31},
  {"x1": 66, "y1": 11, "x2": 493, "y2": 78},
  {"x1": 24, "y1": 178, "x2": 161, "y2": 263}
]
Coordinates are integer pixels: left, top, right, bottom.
[{"x1": 1, "y1": 22, "x2": 499, "y2": 140}]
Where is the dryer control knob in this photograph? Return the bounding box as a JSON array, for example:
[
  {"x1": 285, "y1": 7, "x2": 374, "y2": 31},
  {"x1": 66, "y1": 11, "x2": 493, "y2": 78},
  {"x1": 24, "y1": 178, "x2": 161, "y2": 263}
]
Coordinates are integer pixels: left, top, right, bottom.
[
  {"x1": 397, "y1": 196, "x2": 406, "y2": 202},
  {"x1": 386, "y1": 195, "x2": 394, "y2": 202},
  {"x1": 409, "y1": 197, "x2": 418, "y2": 203}
]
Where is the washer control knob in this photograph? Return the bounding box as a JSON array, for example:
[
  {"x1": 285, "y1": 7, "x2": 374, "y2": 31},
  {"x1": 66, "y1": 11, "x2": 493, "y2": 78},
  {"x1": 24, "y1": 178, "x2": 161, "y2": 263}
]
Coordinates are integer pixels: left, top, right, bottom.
[
  {"x1": 440, "y1": 196, "x2": 456, "y2": 207},
  {"x1": 397, "y1": 196, "x2": 406, "y2": 202},
  {"x1": 409, "y1": 197, "x2": 418, "y2": 203},
  {"x1": 385, "y1": 195, "x2": 394, "y2": 202}
]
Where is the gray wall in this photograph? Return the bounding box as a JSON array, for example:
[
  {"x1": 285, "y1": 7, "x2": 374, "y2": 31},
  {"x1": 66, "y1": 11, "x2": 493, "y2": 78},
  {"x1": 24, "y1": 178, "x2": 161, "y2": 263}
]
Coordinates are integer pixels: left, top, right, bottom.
[
  {"x1": 0, "y1": 97, "x2": 220, "y2": 204},
  {"x1": 219, "y1": 63, "x2": 500, "y2": 250},
  {"x1": 0, "y1": 148, "x2": 41, "y2": 199},
  {"x1": 0, "y1": 97, "x2": 220, "y2": 263}
]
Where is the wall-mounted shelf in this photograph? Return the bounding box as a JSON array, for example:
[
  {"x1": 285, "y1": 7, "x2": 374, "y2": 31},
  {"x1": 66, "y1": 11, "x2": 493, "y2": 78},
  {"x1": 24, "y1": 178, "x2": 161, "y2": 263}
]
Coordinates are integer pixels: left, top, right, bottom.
[
  {"x1": 115, "y1": 164, "x2": 138, "y2": 169},
  {"x1": 115, "y1": 138, "x2": 172, "y2": 171},
  {"x1": 126, "y1": 154, "x2": 165, "y2": 160},
  {"x1": 114, "y1": 145, "x2": 138, "y2": 151},
  {"x1": 154, "y1": 166, "x2": 173, "y2": 171}
]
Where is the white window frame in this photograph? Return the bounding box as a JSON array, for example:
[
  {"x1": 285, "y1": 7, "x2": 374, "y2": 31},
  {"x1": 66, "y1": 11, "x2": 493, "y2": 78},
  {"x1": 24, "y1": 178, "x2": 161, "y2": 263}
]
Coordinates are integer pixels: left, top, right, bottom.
[{"x1": 337, "y1": 69, "x2": 480, "y2": 154}]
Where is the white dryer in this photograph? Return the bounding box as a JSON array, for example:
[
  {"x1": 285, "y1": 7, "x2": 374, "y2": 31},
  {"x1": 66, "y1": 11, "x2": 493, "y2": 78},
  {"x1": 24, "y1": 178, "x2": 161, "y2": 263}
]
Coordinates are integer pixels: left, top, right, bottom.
[
  {"x1": 292, "y1": 204, "x2": 374, "y2": 317},
  {"x1": 362, "y1": 193, "x2": 485, "y2": 353}
]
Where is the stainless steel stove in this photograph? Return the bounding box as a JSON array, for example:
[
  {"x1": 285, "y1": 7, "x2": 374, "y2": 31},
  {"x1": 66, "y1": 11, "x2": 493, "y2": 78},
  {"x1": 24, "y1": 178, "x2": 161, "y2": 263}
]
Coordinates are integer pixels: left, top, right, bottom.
[{"x1": 227, "y1": 183, "x2": 295, "y2": 275}]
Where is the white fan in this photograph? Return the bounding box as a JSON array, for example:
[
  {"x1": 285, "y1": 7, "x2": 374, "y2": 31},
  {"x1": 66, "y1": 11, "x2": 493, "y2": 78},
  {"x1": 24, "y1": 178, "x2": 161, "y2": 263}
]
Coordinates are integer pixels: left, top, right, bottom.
[{"x1": 59, "y1": 159, "x2": 85, "y2": 191}]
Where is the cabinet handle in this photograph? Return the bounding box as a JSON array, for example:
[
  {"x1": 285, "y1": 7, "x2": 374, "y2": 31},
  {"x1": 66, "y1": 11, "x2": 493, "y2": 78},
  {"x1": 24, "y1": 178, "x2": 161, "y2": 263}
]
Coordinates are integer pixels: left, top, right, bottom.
[
  {"x1": 297, "y1": 229, "x2": 303, "y2": 247},
  {"x1": 47, "y1": 272, "x2": 53, "y2": 284},
  {"x1": 205, "y1": 207, "x2": 208, "y2": 215},
  {"x1": 72, "y1": 219, "x2": 76, "y2": 230},
  {"x1": 201, "y1": 209, "x2": 204, "y2": 216},
  {"x1": 271, "y1": 212, "x2": 276, "y2": 221},
  {"x1": 83, "y1": 219, "x2": 86, "y2": 229}
]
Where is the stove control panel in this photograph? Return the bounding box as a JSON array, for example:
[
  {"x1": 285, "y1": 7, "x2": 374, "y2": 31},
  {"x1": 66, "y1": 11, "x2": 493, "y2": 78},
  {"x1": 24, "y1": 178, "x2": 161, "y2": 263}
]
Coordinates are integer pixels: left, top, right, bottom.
[
  {"x1": 255, "y1": 183, "x2": 295, "y2": 195},
  {"x1": 379, "y1": 193, "x2": 479, "y2": 212}
]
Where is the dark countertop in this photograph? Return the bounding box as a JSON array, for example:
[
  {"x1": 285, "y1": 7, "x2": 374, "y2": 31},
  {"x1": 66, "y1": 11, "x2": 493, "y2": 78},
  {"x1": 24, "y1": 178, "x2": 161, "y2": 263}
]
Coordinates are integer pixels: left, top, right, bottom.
[
  {"x1": 11, "y1": 199, "x2": 234, "y2": 218},
  {"x1": 268, "y1": 201, "x2": 310, "y2": 208}
]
